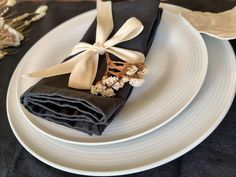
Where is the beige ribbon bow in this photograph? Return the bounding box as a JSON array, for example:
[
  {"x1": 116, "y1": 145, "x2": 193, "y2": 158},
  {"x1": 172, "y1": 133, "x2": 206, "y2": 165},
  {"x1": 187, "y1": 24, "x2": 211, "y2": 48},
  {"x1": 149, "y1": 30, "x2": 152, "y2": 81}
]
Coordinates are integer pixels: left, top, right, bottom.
[{"x1": 26, "y1": 0, "x2": 145, "y2": 90}]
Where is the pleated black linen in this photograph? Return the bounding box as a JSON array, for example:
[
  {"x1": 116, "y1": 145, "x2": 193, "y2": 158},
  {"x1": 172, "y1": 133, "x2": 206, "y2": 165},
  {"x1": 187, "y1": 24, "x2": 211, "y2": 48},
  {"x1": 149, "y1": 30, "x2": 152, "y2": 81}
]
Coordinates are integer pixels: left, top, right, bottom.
[{"x1": 20, "y1": 0, "x2": 162, "y2": 135}]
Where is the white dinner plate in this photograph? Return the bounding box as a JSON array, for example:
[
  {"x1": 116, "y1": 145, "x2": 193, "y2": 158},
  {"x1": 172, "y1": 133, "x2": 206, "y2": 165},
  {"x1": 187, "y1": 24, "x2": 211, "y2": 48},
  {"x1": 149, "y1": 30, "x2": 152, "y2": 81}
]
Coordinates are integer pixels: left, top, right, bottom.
[
  {"x1": 16, "y1": 10, "x2": 208, "y2": 145},
  {"x1": 7, "y1": 34, "x2": 236, "y2": 176}
]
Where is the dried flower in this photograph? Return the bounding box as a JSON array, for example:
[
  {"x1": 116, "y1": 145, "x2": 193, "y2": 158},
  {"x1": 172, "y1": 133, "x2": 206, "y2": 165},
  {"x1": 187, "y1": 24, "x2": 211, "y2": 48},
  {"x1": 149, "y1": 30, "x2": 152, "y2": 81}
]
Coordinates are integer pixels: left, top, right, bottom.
[
  {"x1": 90, "y1": 86, "x2": 98, "y2": 95},
  {"x1": 129, "y1": 78, "x2": 145, "y2": 87},
  {"x1": 91, "y1": 82, "x2": 116, "y2": 97},
  {"x1": 126, "y1": 65, "x2": 139, "y2": 75},
  {"x1": 137, "y1": 67, "x2": 148, "y2": 77},
  {"x1": 35, "y1": 5, "x2": 48, "y2": 14},
  {"x1": 90, "y1": 52, "x2": 148, "y2": 97},
  {"x1": 0, "y1": 2, "x2": 48, "y2": 59},
  {"x1": 91, "y1": 83, "x2": 106, "y2": 95},
  {"x1": 24, "y1": 5, "x2": 48, "y2": 26},
  {"x1": 102, "y1": 76, "x2": 119, "y2": 87},
  {"x1": 0, "y1": 7, "x2": 9, "y2": 16},
  {"x1": 112, "y1": 80, "x2": 124, "y2": 91},
  {"x1": 122, "y1": 76, "x2": 130, "y2": 83},
  {"x1": 102, "y1": 88, "x2": 115, "y2": 97},
  {"x1": 11, "y1": 13, "x2": 30, "y2": 23},
  {"x1": 0, "y1": 24, "x2": 24, "y2": 49}
]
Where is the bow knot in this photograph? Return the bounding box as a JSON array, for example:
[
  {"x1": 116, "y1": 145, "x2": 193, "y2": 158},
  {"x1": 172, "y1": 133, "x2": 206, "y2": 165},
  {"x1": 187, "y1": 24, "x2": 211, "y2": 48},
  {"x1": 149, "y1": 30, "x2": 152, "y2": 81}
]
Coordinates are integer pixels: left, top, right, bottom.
[
  {"x1": 93, "y1": 42, "x2": 106, "y2": 55},
  {"x1": 26, "y1": 0, "x2": 145, "y2": 90}
]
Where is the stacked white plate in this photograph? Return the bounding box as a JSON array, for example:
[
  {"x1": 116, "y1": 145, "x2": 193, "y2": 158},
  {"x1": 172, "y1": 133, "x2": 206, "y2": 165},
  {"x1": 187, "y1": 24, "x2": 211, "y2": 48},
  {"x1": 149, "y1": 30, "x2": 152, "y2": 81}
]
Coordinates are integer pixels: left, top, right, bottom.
[{"x1": 7, "y1": 4, "x2": 236, "y2": 176}]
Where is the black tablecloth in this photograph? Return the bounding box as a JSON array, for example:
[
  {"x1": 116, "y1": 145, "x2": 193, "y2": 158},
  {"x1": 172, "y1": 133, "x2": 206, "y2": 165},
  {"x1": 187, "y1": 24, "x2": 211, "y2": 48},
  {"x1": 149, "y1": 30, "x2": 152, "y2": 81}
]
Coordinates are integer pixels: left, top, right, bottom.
[{"x1": 0, "y1": 1, "x2": 235, "y2": 177}]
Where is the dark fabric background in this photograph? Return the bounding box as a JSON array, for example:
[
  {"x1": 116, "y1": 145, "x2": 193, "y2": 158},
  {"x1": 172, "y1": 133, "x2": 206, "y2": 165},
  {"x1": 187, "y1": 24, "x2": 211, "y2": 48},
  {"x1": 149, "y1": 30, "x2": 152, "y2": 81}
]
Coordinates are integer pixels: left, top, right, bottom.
[{"x1": 0, "y1": 1, "x2": 235, "y2": 177}]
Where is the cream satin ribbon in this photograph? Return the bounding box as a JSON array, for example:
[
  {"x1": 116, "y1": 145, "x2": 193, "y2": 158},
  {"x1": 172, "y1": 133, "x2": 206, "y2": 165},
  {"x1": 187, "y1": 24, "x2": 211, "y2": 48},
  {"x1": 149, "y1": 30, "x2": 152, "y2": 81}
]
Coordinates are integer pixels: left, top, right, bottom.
[{"x1": 26, "y1": 0, "x2": 145, "y2": 90}]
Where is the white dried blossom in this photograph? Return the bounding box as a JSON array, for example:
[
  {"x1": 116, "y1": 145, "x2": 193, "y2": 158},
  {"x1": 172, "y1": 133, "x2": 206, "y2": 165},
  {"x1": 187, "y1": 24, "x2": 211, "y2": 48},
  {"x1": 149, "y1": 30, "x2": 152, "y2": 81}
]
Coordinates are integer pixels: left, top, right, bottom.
[
  {"x1": 129, "y1": 78, "x2": 145, "y2": 87},
  {"x1": 112, "y1": 81, "x2": 124, "y2": 91},
  {"x1": 25, "y1": 13, "x2": 47, "y2": 26},
  {"x1": 0, "y1": 7, "x2": 9, "y2": 17},
  {"x1": 90, "y1": 86, "x2": 99, "y2": 95},
  {"x1": 0, "y1": 4, "x2": 48, "y2": 60},
  {"x1": 102, "y1": 76, "x2": 119, "y2": 87},
  {"x1": 126, "y1": 65, "x2": 139, "y2": 76},
  {"x1": 6, "y1": 0, "x2": 16, "y2": 7},
  {"x1": 32, "y1": 12, "x2": 46, "y2": 22},
  {"x1": 12, "y1": 13, "x2": 30, "y2": 23},
  {"x1": 35, "y1": 5, "x2": 48, "y2": 14},
  {"x1": 91, "y1": 83, "x2": 106, "y2": 95},
  {"x1": 5, "y1": 24, "x2": 24, "y2": 44},
  {"x1": 102, "y1": 88, "x2": 115, "y2": 97},
  {"x1": 24, "y1": 21, "x2": 30, "y2": 26},
  {"x1": 137, "y1": 67, "x2": 149, "y2": 77},
  {"x1": 23, "y1": 5, "x2": 48, "y2": 26},
  {"x1": 122, "y1": 76, "x2": 129, "y2": 83},
  {"x1": 0, "y1": 24, "x2": 24, "y2": 49}
]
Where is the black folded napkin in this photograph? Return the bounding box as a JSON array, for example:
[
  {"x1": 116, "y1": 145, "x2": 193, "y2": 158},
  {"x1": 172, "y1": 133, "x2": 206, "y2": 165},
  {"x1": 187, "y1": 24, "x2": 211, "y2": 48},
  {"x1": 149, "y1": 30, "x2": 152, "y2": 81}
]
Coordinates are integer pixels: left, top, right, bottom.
[{"x1": 20, "y1": 0, "x2": 162, "y2": 135}]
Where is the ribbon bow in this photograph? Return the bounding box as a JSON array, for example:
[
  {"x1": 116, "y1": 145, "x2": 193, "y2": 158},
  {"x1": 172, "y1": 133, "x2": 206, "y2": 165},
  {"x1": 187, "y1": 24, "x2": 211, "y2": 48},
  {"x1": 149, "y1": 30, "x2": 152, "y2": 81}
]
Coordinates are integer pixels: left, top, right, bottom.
[{"x1": 26, "y1": 0, "x2": 145, "y2": 90}]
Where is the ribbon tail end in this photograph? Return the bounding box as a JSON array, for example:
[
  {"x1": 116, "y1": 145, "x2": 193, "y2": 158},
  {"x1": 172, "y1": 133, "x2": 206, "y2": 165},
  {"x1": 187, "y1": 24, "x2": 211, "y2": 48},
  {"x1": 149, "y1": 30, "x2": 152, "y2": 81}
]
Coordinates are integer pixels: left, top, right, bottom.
[{"x1": 22, "y1": 74, "x2": 31, "y2": 79}]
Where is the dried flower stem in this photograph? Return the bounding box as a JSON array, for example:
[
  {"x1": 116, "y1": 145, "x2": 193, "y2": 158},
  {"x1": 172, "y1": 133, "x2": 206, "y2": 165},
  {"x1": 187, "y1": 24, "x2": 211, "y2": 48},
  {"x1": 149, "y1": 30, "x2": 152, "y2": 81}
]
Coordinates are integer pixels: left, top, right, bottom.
[{"x1": 105, "y1": 52, "x2": 126, "y2": 77}]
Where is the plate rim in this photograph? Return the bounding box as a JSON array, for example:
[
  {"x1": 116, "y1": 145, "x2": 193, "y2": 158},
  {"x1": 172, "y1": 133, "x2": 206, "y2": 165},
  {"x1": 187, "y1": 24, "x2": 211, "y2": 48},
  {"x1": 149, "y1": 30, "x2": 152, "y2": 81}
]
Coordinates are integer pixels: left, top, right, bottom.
[{"x1": 15, "y1": 9, "x2": 208, "y2": 145}]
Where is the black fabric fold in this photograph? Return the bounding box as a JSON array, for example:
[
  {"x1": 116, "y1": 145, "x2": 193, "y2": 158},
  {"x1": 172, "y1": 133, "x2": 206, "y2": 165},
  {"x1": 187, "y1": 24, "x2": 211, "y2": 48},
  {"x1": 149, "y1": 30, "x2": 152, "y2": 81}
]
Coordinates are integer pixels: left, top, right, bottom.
[{"x1": 20, "y1": 0, "x2": 162, "y2": 135}]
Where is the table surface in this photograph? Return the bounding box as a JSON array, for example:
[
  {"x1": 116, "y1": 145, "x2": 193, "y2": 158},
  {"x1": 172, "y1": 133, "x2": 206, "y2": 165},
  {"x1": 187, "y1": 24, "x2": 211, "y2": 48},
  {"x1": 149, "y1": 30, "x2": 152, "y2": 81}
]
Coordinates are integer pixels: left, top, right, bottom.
[{"x1": 0, "y1": 1, "x2": 235, "y2": 177}]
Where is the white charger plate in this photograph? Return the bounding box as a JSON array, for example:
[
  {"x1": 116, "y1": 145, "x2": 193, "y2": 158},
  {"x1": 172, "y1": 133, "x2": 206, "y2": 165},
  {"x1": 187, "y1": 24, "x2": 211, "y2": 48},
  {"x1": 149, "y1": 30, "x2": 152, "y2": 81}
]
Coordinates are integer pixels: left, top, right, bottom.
[
  {"x1": 16, "y1": 10, "x2": 208, "y2": 145},
  {"x1": 7, "y1": 34, "x2": 236, "y2": 176}
]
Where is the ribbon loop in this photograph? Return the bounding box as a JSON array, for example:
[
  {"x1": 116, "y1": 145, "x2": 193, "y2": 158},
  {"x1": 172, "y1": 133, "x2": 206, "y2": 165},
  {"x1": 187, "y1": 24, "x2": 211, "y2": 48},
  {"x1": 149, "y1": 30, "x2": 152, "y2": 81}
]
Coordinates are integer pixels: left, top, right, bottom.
[
  {"x1": 69, "y1": 51, "x2": 99, "y2": 89},
  {"x1": 107, "y1": 47, "x2": 145, "y2": 64},
  {"x1": 104, "y1": 17, "x2": 144, "y2": 48},
  {"x1": 26, "y1": 0, "x2": 145, "y2": 90},
  {"x1": 96, "y1": 0, "x2": 113, "y2": 44}
]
